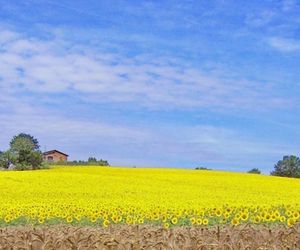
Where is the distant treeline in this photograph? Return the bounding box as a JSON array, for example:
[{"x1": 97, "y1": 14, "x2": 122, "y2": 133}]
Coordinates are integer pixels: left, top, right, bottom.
[{"x1": 50, "y1": 157, "x2": 109, "y2": 166}]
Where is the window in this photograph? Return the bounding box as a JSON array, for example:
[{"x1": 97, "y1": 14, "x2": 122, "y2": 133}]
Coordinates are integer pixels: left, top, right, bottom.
[{"x1": 47, "y1": 156, "x2": 54, "y2": 162}]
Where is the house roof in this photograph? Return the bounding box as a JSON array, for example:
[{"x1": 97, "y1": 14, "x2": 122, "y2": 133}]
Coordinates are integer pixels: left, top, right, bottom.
[{"x1": 43, "y1": 150, "x2": 69, "y2": 157}]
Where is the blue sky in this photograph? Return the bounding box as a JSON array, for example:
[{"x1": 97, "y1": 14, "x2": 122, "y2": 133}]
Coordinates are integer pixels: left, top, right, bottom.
[{"x1": 1, "y1": 0, "x2": 300, "y2": 172}]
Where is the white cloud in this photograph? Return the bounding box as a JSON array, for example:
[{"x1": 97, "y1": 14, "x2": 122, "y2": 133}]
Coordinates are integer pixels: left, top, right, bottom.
[
  {"x1": 268, "y1": 37, "x2": 300, "y2": 52},
  {"x1": 0, "y1": 27, "x2": 291, "y2": 111}
]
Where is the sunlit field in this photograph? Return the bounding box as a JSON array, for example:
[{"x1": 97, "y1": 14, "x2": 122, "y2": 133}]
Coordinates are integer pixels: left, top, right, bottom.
[{"x1": 0, "y1": 166, "x2": 299, "y2": 228}]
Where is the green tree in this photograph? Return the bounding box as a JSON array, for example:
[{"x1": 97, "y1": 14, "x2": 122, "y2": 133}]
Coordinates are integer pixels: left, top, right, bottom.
[
  {"x1": 247, "y1": 168, "x2": 261, "y2": 174},
  {"x1": 10, "y1": 133, "x2": 40, "y2": 153},
  {"x1": 28, "y1": 151, "x2": 43, "y2": 170},
  {"x1": 271, "y1": 155, "x2": 300, "y2": 178},
  {"x1": 8, "y1": 133, "x2": 43, "y2": 170}
]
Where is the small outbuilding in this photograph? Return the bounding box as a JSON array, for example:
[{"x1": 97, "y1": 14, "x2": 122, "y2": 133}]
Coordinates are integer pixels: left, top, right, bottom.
[{"x1": 43, "y1": 150, "x2": 68, "y2": 162}]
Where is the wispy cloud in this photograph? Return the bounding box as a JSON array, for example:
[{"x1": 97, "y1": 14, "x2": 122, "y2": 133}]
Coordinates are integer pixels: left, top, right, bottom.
[
  {"x1": 1, "y1": 103, "x2": 295, "y2": 170},
  {"x1": 245, "y1": 11, "x2": 275, "y2": 27},
  {"x1": 282, "y1": 0, "x2": 297, "y2": 12},
  {"x1": 268, "y1": 37, "x2": 300, "y2": 52}
]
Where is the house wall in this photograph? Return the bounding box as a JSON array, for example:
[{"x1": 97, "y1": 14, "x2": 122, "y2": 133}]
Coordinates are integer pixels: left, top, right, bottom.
[{"x1": 43, "y1": 152, "x2": 68, "y2": 162}]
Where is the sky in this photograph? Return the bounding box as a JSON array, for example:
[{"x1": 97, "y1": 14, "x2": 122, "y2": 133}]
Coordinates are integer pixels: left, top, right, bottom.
[{"x1": 1, "y1": 0, "x2": 300, "y2": 173}]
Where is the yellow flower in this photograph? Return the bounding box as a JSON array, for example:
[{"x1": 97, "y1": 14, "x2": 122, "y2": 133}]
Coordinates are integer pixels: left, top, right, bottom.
[
  {"x1": 231, "y1": 218, "x2": 239, "y2": 226},
  {"x1": 163, "y1": 222, "x2": 170, "y2": 229},
  {"x1": 126, "y1": 217, "x2": 132, "y2": 225},
  {"x1": 38, "y1": 217, "x2": 45, "y2": 224},
  {"x1": 162, "y1": 215, "x2": 168, "y2": 222},
  {"x1": 264, "y1": 214, "x2": 271, "y2": 222},
  {"x1": 271, "y1": 214, "x2": 277, "y2": 222},
  {"x1": 117, "y1": 215, "x2": 123, "y2": 222},
  {"x1": 4, "y1": 215, "x2": 11, "y2": 223},
  {"x1": 103, "y1": 219, "x2": 110, "y2": 227},
  {"x1": 287, "y1": 218, "x2": 295, "y2": 227},
  {"x1": 90, "y1": 216, "x2": 97, "y2": 223},
  {"x1": 224, "y1": 212, "x2": 230, "y2": 219},
  {"x1": 0, "y1": 165, "x2": 299, "y2": 228},
  {"x1": 226, "y1": 207, "x2": 232, "y2": 213},
  {"x1": 240, "y1": 213, "x2": 248, "y2": 221},
  {"x1": 293, "y1": 211, "x2": 299, "y2": 219},
  {"x1": 171, "y1": 217, "x2": 178, "y2": 225},
  {"x1": 286, "y1": 210, "x2": 292, "y2": 217},
  {"x1": 202, "y1": 218, "x2": 209, "y2": 225},
  {"x1": 66, "y1": 216, "x2": 73, "y2": 223},
  {"x1": 254, "y1": 216, "x2": 261, "y2": 224},
  {"x1": 279, "y1": 216, "x2": 286, "y2": 222},
  {"x1": 111, "y1": 215, "x2": 118, "y2": 223},
  {"x1": 274, "y1": 211, "x2": 280, "y2": 218},
  {"x1": 190, "y1": 217, "x2": 196, "y2": 225},
  {"x1": 216, "y1": 209, "x2": 222, "y2": 217},
  {"x1": 196, "y1": 218, "x2": 202, "y2": 225}
]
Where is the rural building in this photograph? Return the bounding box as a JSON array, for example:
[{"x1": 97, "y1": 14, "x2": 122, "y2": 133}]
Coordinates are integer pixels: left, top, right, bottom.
[{"x1": 43, "y1": 150, "x2": 68, "y2": 162}]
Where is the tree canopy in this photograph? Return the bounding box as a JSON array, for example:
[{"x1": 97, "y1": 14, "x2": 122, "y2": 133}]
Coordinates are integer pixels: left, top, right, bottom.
[
  {"x1": 10, "y1": 133, "x2": 40, "y2": 153},
  {"x1": 0, "y1": 133, "x2": 44, "y2": 170},
  {"x1": 271, "y1": 155, "x2": 300, "y2": 178}
]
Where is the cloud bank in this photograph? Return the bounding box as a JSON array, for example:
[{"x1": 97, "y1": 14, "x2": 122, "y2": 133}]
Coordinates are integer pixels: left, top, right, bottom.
[{"x1": 0, "y1": 27, "x2": 290, "y2": 111}]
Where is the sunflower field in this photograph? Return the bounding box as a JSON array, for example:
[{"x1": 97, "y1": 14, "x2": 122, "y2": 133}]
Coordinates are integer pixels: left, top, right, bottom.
[{"x1": 0, "y1": 166, "x2": 299, "y2": 228}]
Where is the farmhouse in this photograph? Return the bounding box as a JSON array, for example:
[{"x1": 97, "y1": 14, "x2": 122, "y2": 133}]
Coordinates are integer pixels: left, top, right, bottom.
[{"x1": 43, "y1": 150, "x2": 68, "y2": 162}]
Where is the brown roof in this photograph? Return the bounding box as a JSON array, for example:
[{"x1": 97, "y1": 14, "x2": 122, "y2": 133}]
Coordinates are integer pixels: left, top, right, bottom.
[{"x1": 43, "y1": 150, "x2": 69, "y2": 157}]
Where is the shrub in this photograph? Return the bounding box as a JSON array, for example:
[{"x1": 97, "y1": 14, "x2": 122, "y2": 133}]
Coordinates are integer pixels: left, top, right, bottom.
[
  {"x1": 195, "y1": 167, "x2": 211, "y2": 170},
  {"x1": 247, "y1": 168, "x2": 261, "y2": 174},
  {"x1": 0, "y1": 150, "x2": 17, "y2": 169}
]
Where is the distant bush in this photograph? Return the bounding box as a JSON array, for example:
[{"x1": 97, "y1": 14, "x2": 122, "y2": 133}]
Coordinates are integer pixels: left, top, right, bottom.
[
  {"x1": 195, "y1": 167, "x2": 211, "y2": 170},
  {"x1": 247, "y1": 168, "x2": 261, "y2": 174},
  {"x1": 271, "y1": 155, "x2": 300, "y2": 178}
]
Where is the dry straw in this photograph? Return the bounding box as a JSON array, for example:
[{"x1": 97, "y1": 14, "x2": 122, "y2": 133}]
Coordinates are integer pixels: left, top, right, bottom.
[{"x1": 0, "y1": 224, "x2": 299, "y2": 249}]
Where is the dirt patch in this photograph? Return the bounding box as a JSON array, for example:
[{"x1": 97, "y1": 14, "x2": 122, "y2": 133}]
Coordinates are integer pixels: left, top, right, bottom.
[{"x1": 0, "y1": 224, "x2": 299, "y2": 249}]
